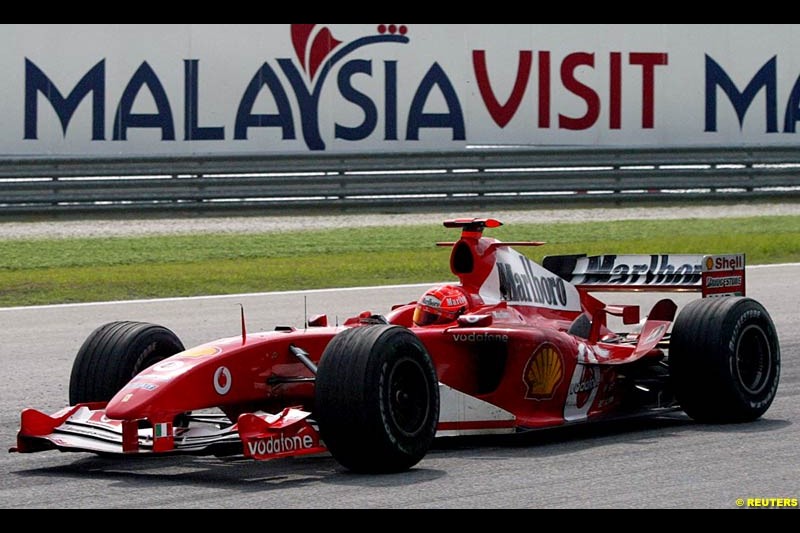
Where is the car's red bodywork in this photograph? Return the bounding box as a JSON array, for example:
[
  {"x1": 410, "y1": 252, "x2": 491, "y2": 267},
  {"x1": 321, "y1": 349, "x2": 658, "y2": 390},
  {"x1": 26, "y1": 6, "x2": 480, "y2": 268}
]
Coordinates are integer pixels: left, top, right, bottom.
[{"x1": 12, "y1": 217, "x2": 774, "y2": 472}]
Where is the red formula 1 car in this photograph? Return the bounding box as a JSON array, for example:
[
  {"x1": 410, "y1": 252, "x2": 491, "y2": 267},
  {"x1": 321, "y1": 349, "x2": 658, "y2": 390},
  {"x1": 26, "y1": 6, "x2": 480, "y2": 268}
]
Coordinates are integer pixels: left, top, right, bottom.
[{"x1": 11, "y1": 218, "x2": 781, "y2": 473}]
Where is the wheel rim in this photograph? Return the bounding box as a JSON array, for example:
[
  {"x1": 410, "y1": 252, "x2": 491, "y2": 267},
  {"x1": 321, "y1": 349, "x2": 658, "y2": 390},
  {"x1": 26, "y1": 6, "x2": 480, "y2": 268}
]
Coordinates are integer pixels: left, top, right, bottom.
[
  {"x1": 387, "y1": 356, "x2": 431, "y2": 437},
  {"x1": 735, "y1": 324, "x2": 772, "y2": 395}
]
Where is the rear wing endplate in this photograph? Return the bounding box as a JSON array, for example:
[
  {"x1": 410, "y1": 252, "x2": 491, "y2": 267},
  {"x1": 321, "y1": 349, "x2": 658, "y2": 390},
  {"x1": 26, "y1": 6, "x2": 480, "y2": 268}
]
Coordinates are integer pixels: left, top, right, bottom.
[{"x1": 542, "y1": 253, "x2": 745, "y2": 297}]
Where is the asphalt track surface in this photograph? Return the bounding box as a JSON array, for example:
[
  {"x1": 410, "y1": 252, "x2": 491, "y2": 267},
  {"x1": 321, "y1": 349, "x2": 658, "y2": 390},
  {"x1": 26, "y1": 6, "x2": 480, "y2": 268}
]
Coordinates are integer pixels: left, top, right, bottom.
[{"x1": 1, "y1": 266, "x2": 798, "y2": 509}]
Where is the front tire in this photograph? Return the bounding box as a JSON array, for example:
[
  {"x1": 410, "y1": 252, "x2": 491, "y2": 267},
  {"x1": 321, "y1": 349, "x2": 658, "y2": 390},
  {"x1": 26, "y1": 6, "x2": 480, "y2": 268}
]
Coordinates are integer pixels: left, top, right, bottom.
[
  {"x1": 314, "y1": 325, "x2": 439, "y2": 474},
  {"x1": 669, "y1": 297, "x2": 780, "y2": 423},
  {"x1": 69, "y1": 321, "x2": 185, "y2": 405}
]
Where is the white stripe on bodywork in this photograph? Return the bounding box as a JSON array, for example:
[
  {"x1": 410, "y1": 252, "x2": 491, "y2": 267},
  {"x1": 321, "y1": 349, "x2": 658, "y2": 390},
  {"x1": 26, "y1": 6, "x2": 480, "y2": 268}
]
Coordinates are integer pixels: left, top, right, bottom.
[
  {"x1": 437, "y1": 383, "x2": 516, "y2": 437},
  {"x1": 563, "y1": 364, "x2": 600, "y2": 422}
]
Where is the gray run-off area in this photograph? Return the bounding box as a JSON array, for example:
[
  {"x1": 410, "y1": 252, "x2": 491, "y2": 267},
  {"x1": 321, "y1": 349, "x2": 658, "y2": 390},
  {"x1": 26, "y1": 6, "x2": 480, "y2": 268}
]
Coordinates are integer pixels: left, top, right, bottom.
[{"x1": 1, "y1": 202, "x2": 799, "y2": 240}]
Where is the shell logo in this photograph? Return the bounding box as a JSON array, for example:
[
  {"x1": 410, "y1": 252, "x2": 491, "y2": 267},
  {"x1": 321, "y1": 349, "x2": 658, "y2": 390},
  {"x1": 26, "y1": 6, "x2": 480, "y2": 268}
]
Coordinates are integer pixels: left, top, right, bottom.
[
  {"x1": 523, "y1": 343, "x2": 564, "y2": 400},
  {"x1": 705, "y1": 256, "x2": 714, "y2": 270},
  {"x1": 181, "y1": 345, "x2": 222, "y2": 358}
]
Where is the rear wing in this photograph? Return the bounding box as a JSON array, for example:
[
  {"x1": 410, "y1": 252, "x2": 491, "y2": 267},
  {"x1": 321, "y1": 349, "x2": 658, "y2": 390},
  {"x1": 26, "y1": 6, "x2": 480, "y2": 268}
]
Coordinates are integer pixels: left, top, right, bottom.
[{"x1": 542, "y1": 253, "x2": 745, "y2": 297}]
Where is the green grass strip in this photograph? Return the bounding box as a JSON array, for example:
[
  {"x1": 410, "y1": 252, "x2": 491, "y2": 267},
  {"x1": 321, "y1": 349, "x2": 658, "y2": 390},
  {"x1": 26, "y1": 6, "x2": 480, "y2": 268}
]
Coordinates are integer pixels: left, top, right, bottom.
[{"x1": 1, "y1": 215, "x2": 798, "y2": 307}]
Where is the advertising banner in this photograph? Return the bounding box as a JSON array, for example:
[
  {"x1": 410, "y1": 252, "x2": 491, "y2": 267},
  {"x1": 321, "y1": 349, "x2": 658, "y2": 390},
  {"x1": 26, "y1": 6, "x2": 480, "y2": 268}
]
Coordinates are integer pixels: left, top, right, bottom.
[{"x1": 2, "y1": 24, "x2": 798, "y2": 156}]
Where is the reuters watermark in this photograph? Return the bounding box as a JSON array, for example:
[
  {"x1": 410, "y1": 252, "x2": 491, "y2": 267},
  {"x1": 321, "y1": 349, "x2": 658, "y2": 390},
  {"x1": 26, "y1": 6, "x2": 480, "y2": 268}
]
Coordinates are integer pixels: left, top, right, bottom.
[{"x1": 735, "y1": 497, "x2": 798, "y2": 508}]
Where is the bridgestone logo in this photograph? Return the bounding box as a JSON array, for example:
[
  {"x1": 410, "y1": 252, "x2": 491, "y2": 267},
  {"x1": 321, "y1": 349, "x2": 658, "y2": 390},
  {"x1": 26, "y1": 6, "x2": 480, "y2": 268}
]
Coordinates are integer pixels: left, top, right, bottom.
[
  {"x1": 729, "y1": 309, "x2": 762, "y2": 353},
  {"x1": 706, "y1": 276, "x2": 742, "y2": 288},
  {"x1": 247, "y1": 434, "x2": 314, "y2": 456}
]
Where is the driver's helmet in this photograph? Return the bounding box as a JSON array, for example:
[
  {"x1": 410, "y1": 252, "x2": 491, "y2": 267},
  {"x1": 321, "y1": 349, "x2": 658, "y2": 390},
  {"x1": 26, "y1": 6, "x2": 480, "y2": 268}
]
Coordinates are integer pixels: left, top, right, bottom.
[{"x1": 412, "y1": 285, "x2": 469, "y2": 326}]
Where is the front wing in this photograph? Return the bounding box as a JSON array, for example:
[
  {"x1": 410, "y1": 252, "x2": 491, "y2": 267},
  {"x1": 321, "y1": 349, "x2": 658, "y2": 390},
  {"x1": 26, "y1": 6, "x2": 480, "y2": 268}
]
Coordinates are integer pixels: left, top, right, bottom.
[
  {"x1": 11, "y1": 383, "x2": 520, "y2": 459},
  {"x1": 11, "y1": 403, "x2": 326, "y2": 461}
]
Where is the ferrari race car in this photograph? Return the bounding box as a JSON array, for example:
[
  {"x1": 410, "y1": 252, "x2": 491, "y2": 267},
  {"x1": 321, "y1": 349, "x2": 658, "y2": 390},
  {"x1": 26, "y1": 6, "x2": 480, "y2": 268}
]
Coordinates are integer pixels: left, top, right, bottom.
[{"x1": 11, "y1": 218, "x2": 781, "y2": 473}]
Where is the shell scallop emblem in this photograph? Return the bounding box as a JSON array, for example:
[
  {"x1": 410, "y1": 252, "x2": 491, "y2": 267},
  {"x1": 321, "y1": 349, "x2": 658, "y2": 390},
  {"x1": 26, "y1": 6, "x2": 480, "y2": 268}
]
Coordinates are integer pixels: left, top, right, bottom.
[
  {"x1": 181, "y1": 345, "x2": 222, "y2": 358},
  {"x1": 523, "y1": 344, "x2": 564, "y2": 400}
]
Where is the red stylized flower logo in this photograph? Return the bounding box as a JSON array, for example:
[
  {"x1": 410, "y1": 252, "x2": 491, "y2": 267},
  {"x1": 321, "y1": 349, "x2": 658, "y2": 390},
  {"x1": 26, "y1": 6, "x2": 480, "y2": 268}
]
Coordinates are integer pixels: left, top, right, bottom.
[
  {"x1": 291, "y1": 24, "x2": 343, "y2": 80},
  {"x1": 283, "y1": 24, "x2": 410, "y2": 150},
  {"x1": 291, "y1": 24, "x2": 409, "y2": 81}
]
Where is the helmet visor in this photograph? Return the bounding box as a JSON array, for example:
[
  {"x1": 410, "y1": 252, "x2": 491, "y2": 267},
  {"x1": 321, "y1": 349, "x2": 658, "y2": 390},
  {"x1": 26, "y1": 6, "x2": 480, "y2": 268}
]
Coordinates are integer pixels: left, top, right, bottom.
[{"x1": 413, "y1": 306, "x2": 444, "y2": 326}]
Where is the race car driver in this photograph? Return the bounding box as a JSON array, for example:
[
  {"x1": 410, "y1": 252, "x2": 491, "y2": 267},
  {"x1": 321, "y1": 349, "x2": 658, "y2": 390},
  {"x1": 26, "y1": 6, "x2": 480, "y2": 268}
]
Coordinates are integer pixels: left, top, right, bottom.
[{"x1": 412, "y1": 284, "x2": 471, "y2": 326}]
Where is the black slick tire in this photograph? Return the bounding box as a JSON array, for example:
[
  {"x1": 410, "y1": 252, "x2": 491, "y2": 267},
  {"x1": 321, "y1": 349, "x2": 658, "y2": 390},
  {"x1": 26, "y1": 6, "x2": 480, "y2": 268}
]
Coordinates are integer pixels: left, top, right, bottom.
[
  {"x1": 314, "y1": 325, "x2": 439, "y2": 474},
  {"x1": 69, "y1": 321, "x2": 185, "y2": 405},
  {"x1": 669, "y1": 297, "x2": 780, "y2": 423}
]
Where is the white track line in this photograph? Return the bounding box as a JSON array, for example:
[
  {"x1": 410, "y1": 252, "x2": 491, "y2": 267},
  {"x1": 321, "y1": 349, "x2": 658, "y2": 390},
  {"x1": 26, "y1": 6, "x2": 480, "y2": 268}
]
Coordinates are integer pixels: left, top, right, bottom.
[
  {"x1": 0, "y1": 282, "x2": 441, "y2": 312},
  {"x1": 2, "y1": 263, "x2": 799, "y2": 312}
]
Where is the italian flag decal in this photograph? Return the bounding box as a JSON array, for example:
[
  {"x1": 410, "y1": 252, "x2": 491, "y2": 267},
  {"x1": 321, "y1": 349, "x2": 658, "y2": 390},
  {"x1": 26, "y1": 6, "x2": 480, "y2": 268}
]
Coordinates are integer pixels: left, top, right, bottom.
[{"x1": 154, "y1": 423, "x2": 170, "y2": 438}]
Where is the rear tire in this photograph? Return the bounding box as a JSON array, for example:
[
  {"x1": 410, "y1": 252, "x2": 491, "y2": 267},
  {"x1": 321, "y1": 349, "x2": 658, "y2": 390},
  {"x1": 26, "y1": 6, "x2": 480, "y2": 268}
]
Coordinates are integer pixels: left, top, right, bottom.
[
  {"x1": 669, "y1": 297, "x2": 780, "y2": 423},
  {"x1": 69, "y1": 321, "x2": 185, "y2": 405},
  {"x1": 314, "y1": 325, "x2": 439, "y2": 474}
]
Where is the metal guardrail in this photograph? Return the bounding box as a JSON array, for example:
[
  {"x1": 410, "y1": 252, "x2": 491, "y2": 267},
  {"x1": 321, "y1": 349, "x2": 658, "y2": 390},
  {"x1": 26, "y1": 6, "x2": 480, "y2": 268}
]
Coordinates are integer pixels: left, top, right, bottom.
[{"x1": 0, "y1": 146, "x2": 799, "y2": 216}]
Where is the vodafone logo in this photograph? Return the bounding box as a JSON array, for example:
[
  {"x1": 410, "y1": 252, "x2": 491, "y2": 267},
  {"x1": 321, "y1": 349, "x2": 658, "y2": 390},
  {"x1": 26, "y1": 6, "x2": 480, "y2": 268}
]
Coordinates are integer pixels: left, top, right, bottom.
[
  {"x1": 571, "y1": 366, "x2": 598, "y2": 409},
  {"x1": 213, "y1": 366, "x2": 232, "y2": 395},
  {"x1": 564, "y1": 363, "x2": 600, "y2": 422},
  {"x1": 247, "y1": 434, "x2": 315, "y2": 456}
]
